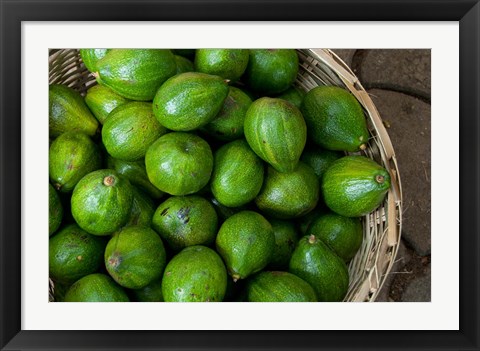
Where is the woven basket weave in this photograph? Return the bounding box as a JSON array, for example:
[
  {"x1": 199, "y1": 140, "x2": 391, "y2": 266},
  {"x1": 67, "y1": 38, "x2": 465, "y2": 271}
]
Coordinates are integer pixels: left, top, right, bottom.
[{"x1": 48, "y1": 48, "x2": 402, "y2": 302}]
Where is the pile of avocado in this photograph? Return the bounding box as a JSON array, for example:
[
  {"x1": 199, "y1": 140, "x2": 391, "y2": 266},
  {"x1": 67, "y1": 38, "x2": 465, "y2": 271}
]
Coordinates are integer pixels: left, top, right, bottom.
[{"x1": 49, "y1": 49, "x2": 391, "y2": 303}]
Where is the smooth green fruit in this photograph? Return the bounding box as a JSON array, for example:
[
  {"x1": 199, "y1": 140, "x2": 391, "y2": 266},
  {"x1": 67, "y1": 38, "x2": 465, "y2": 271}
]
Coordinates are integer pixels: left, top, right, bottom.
[
  {"x1": 243, "y1": 49, "x2": 299, "y2": 95},
  {"x1": 49, "y1": 84, "x2": 99, "y2": 138},
  {"x1": 49, "y1": 132, "x2": 101, "y2": 193},
  {"x1": 201, "y1": 87, "x2": 252, "y2": 141},
  {"x1": 152, "y1": 195, "x2": 218, "y2": 251},
  {"x1": 322, "y1": 156, "x2": 391, "y2": 217},
  {"x1": 64, "y1": 273, "x2": 129, "y2": 302},
  {"x1": 49, "y1": 224, "x2": 105, "y2": 284},
  {"x1": 195, "y1": 49, "x2": 249, "y2": 82},
  {"x1": 162, "y1": 245, "x2": 227, "y2": 302},
  {"x1": 84, "y1": 84, "x2": 130, "y2": 125},
  {"x1": 145, "y1": 132, "x2": 213, "y2": 196},
  {"x1": 289, "y1": 234, "x2": 349, "y2": 301},
  {"x1": 307, "y1": 213, "x2": 363, "y2": 262},
  {"x1": 106, "y1": 156, "x2": 164, "y2": 199},
  {"x1": 277, "y1": 85, "x2": 305, "y2": 109},
  {"x1": 300, "y1": 146, "x2": 343, "y2": 180},
  {"x1": 210, "y1": 139, "x2": 264, "y2": 207},
  {"x1": 105, "y1": 225, "x2": 167, "y2": 289},
  {"x1": 126, "y1": 187, "x2": 155, "y2": 227},
  {"x1": 49, "y1": 184, "x2": 63, "y2": 236},
  {"x1": 245, "y1": 271, "x2": 317, "y2": 302},
  {"x1": 102, "y1": 102, "x2": 167, "y2": 161},
  {"x1": 131, "y1": 279, "x2": 164, "y2": 302},
  {"x1": 80, "y1": 49, "x2": 110, "y2": 72},
  {"x1": 255, "y1": 162, "x2": 319, "y2": 219},
  {"x1": 95, "y1": 49, "x2": 177, "y2": 101},
  {"x1": 216, "y1": 211, "x2": 275, "y2": 281},
  {"x1": 71, "y1": 170, "x2": 133, "y2": 235},
  {"x1": 175, "y1": 55, "x2": 194, "y2": 74},
  {"x1": 301, "y1": 86, "x2": 369, "y2": 152},
  {"x1": 268, "y1": 219, "x2": 299, "y2": 270},
  {"x1": 153, "y1": 72, "x2": 229, "y2": 131},
  {"x1": 244, "y1": 97, "x2": 306, "y2": 173}
]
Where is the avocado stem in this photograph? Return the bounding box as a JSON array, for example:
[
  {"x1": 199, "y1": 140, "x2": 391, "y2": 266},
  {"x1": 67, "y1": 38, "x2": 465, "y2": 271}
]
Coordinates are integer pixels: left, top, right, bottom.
[
  {"x1": 308, "y1": 234, "x2": 316, "y2": 244},
  {"x1": 103, "y1": 175, "x2": 115, "y2": 186},
  {"x1": 232, "y1": 274, "x2": 240, "y2": 282},
  {"x1": 375, "y1": 175, "x2": 385, "y2": 184},
  {"x1": 54, "y1": 183, "x2": 62, "y2": 191},
  {"x1": 359, "y1": 143, "x2": 367, "y2": 151}
]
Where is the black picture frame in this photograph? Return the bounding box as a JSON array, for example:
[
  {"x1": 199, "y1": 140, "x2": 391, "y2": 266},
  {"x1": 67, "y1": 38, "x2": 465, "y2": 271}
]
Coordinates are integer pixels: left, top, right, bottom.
[{"x1": 1, "y1": 0, "x2": 479, "y2": 350}]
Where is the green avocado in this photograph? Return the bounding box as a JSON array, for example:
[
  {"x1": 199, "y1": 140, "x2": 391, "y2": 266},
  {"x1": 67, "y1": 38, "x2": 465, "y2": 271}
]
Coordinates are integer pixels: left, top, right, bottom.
[
  {"x1": 153, "y1": 72, "x2": 229, "y2": 131},
  {"x1": 289, "y1": 234, "x2": 349, "y2": 302},
  {"x1": 71, "y1": 169, "x2": 133, "y2": 235},
  {"x1": 49, "y1": 84, "x2": 99, "y2": 138},
  {"x1": 322, "y1": 156, "x2": 391, "y2": 217},
  {"x1": 102, "y1": 102, "x2": 168, "y2": 161},
  {"x1": 64, "y1": 273, "x2": 129, "y2": 302},
  {"x1": 201, "y1": 86, "x2": 252, "y2": 141},
  {"x1": 95, "y1": 49, "x2": 177, "y2": 101},
  {"x1": 106, "y1": 156, "x2": 164, "y2": 199},
  {"x1": 255, "y1": 162, "x2": 319, "y2": 219},
  {"x1": 301, "y1": 86, "x2": 370, "y2": 152},
  {"x1": 49, "y1": 132, "x2": 102, "y2": 193},
  {"x1": 84, "y1": 84, "x2": 130, "y2": 125},
  {"x1": 152, "y1": 195, "x2": 218, "y2": 251},
  {"x1": 172, "y1": 49, "x2": 195, "y2": 59},
  {"x1": 300, "y1": 146, "x2": 343, "y2": 180},
  {"x1": 145, "y1": 132, "x2": 213, "y2": 196},
  {"x1": 210, "y1": 139, "x2": 264, "y2": 208},
  {"x1": 244, "y1": 97, "x2": 307, "y2": 173},
  {"x1": 49, "y1": 184, "x2": 63, "y2": 236},
  {"x1": 105, "y1": 225, "x2": 167, "y2": 289},
  {"x1": 125, "y1": 187, "x2": 155, "y2": 227},
  {"x1": 277, "y1": 85, "x2": 305, "y2": 109},
  {"x1": 245, "y1": 271, "x2": 317, "y2": 302},
  {"x1": 307, "y1": 213, "x2": 363, "y2": 262},
  {"x1": 216, "y1": 211, "x2": 275, "y2": 281},
  {"x1": 174, "y1": 55, "x2": 194, "y2": 74},
  {"x1": 80, "y1": 49, "x2": 110, "y2": 73},
  {"x1": 243, "y1": 49, "x2": 299, "y2": 95},
  {"x1": 49, "y1": 224, "x2": 105, "y2": 284},
  {"x1": 162, "y1": 245, "x2": 228, "y2": 302},
  {"x1": 195, "y1": 49, "x2": 249, "y2": 82},
  {"x1": 131, "y1": 279, "x2": 164, "y2": 302},
  {"x1": 268, "y1": 219, "x2": 299, "y2": 270}
]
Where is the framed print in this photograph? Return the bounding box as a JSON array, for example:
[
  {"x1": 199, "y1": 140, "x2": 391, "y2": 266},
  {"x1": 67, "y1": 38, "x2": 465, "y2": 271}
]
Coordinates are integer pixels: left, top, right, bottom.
[{"x1": 1, "y1": 0, "x2": 479, "y2": 350}]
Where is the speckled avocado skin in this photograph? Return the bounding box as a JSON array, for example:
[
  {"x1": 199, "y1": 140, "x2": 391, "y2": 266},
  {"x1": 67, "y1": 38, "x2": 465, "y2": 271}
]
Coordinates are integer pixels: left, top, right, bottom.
[
  {"x1": 84, "y1": 84, "x2": 130, "y2": 125},
  {"x1": 215, "y1": 211, "x2": 275, "y2": 280},
  {"x1": 64, "y1": 273, "x2": 129, "y2": 302},
  {"x1": 162, "y1": 245, "x2": 227, "y2": 302},
  {"x1": 321, "y1": 155, "x2": 391, "y2": 217},
  {"x1": 49, "y1": 184, "x2": 63, "y2": 236},
  {"x1": 80, "y1": 49, "x2": 110, "y2": 73},
  {"x1": 195, "y1": 49, "x2": 249, "y2": 82}
]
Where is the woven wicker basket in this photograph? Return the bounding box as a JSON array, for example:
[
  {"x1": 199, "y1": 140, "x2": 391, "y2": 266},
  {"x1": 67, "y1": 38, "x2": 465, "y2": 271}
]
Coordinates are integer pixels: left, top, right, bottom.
[{"x1": 49, "y1": 49, "x2": 402, "y2": 302}]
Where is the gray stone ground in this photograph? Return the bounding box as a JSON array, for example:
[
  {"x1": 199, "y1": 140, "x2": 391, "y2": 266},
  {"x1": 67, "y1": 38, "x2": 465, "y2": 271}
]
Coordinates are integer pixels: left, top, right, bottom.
[{"x1": 332, "y1": 49, "x2": 431, "y2": 302}]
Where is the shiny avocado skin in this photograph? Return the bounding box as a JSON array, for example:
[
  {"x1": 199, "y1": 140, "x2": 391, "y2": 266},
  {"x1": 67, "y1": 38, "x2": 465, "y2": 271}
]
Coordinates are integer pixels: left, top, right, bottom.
[
  {"x1": 152, "y1": 72, "x2": 229, "y2": 131},
  {"x1": 321, "y1": 156, "x2": 391, "y2": 217},
  {"x1": 268, "y1": 219, "x2": 299, "y2": 270},
  {"x1": 175, "y1": 55, "x2": 194, "y2": 74},
  {"x1": 80, "y1": 49, "x2": 110, "y2": 73},
  {"x1": 215, "y1": 211, "x2": 275, "y2": 281},
  {"x1": 106, "y1": 156, "x2": 164, "y2": 200},
  {"x1": 244, "y1": 97, "x2": 307, "y2": 173},
  {"x1": 71, "y1": 169, "x2": 134, "y2": 236},
  {"x1": 210, "y1": 139, "x2": 264, "y2": 208},
  {"x1": 300, "y1": 146, "x2": 343, "y2": 180},
  {"x1": 49, "y1": 184, "x2": 63, "y2": 236},
  {"x1": 49, "y1": 84, "x2": 99, "y2": 138},
  {"x1": 84, "y1": 84, "x2": 130, "y2": 125},
  {"x1": 245, "y1": 271, "x2": 317, "y2": 302},
  {"x1": 95, "y1": 49, "x2": 177, "y2": 101},
  {"x1": 162, "y1": 245, "x2": 228, "y2": 302},
  {"x1": 64, "y1": 273, "x2": 129, "y2": 302},
  {"x1": 255, "y1": 162, "x2": 320, "y2": 219},
  {"x1": 195, "y1": 49, "x2": 249, "y2": 82},
  {"x1": 301, "y1": 86, "x2": 369, "y2": 152},
  {"x1": 102, "y1": 102, "x2": 167, "y2": 161},
  {"x1": 49, "y1": 132, "x2": 102, "y2": 193},
  {"x1": 289, "y1": 234, "x2": 349, "y2": 302},
  {"x1": 125, "y1": 187, "x2": 155, "y2": 227}
]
